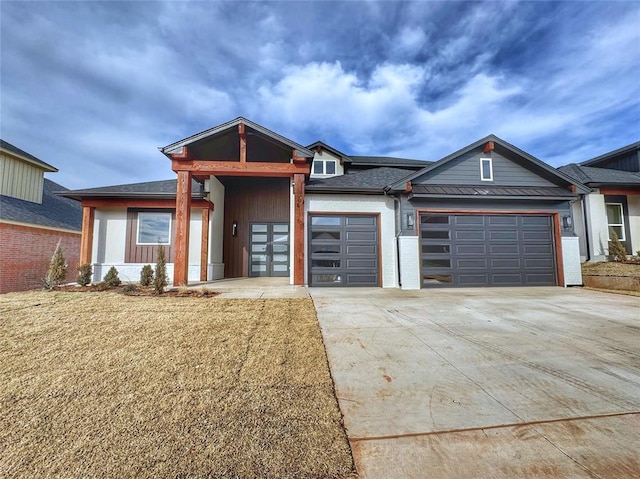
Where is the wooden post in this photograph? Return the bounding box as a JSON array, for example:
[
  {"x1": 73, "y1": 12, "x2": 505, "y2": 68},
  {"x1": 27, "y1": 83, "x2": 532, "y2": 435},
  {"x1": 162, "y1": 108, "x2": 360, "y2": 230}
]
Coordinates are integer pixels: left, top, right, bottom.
[
  {"x1": 293, "y1": 173, "x2": 305, "y2": 285},
  {"x1": 239, "y1": 123, "x2": 246, "y2": 163},
  {"x1": 80, "y1": 205, "x2": 95, "y2": 265},
  {"x1": 200, "y1": 207, "x2": 210, "y2": 282},
  {"x1": 174, "y1": 170, "x2": 192, "y2": 286}
]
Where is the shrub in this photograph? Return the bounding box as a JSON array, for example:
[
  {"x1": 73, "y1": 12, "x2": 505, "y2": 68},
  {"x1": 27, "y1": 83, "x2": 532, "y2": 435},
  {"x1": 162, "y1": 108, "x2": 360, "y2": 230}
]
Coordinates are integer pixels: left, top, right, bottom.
[
  {"x1": 77, "y1": 263, "x2": 92, "y2": 286},
  {"x1": 103, "y1": 266, "x2": 122, "y2": 287},
  {"x1": 43, "y1": 241, "x2": 67, "y2": 289},
  {"x1": 140, "y1": 264, "x2": 154, "y2": 286},
  {"x1": 608, "y1": 228, "x2": 628, "y2": 262},
  {"x1": 153, "y1": 245, "x2": 168, "y2": 295}
]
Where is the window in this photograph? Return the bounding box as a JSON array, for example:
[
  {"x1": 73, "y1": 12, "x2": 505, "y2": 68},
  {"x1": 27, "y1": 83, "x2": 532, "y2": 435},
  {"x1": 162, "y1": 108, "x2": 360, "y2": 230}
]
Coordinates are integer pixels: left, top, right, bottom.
[
  {"x1": 606, "y1": 203, "x2": 625, "y2": 240},
  {"x1": 480, "y1": 158, "x2": 493, "y2": 181},
  {"x1": 313, "y1": 159, "x2": 337, "y2": 175},
  {"x1": 137, "y1": 212, "x2": 171, "y2": 244}
]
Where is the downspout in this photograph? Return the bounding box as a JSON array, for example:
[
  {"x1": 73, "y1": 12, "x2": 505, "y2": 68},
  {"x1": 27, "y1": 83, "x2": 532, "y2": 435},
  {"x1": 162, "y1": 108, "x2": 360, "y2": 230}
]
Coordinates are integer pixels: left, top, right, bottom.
[
  {"x1": 384, "y1": 189, "x2": 403, "y2": 287},
  {"x1": 581, "y1": 194, "x2": 591, "y2": 262}
]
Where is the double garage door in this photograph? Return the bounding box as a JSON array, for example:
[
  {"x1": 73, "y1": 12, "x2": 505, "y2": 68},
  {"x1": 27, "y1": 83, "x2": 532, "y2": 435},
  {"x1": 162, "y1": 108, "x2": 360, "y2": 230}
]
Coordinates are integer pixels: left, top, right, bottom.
[
  {"x1": 420, "y1": 213, "x2": 557, "y2": 287},
  {"x1": 309, "y1": 214, "x2": 379, "y2": 286}
]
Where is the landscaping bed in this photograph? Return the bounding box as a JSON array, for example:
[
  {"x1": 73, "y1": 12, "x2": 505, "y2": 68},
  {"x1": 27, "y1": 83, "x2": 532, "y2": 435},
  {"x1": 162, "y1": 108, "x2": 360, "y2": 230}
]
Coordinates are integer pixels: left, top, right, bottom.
[
  {"x1": 581, "y1": 261, "x2": 640, "y2": 294},
  {"x1": 0, "y1": 291, "x2": 354, "y2": 478}
]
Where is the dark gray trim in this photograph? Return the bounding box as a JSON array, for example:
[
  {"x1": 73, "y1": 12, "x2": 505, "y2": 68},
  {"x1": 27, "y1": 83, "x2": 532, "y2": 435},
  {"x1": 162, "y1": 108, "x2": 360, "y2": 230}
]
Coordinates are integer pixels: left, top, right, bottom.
[
  {"x1": 0, "y1": 139, "x2": 57, "y2": 172},
  {"x1": 581, "y1": 141, "x2": 640, "y2": 167}
]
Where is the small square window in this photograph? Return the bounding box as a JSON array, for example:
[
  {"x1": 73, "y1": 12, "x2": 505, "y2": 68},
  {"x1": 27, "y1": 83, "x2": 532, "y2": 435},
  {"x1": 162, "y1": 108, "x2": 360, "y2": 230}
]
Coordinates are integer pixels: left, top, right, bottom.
[
  {"x1": 137, "y1": 212, "x2": 171, "y2": 244},
  {"x1": 480, "y1": 158, "x2": 493, "y2": 181}
]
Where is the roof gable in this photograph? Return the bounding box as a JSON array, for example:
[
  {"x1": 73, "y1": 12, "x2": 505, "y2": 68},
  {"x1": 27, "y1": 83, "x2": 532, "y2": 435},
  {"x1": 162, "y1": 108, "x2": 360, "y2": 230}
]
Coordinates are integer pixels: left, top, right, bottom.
[
  {"x1": 0, "y1": 139, "x2": 57, "y2": 172},
  {"x1": 580, "y1": 141, "x2": 640, "y2": 172},
  {"x1": 387, "y1": 135, "x2": 590, "y2": 194}
]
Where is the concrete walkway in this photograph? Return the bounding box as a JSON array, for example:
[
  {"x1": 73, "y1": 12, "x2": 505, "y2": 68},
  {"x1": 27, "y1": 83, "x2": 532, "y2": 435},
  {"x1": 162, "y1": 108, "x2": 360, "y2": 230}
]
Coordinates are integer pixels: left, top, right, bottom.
[
  {"x1": 187, "y1": 277, "x2": 310, "y2": 298},
  {"x1": 310, "y1": 287, "x2": 640, "y2": 478}
]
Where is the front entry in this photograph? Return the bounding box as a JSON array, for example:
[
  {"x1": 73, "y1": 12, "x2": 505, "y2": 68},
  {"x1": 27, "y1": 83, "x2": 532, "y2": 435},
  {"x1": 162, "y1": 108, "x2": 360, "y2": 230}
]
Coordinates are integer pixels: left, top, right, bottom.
[{"x1": 249, "y1": 223, "x2": 290, "y2": 277}]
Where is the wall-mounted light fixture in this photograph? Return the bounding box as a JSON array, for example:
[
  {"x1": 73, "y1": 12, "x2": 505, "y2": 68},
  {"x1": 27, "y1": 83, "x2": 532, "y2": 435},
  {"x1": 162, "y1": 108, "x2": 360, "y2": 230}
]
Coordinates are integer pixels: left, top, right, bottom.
[
  {"x1": 406, "y1": 213, "x2": 415, "y2": 229},
  {"x1": 232, "y1": 221, "x2": 238, "y2": 237},
  {"x1": 562, "y1": 215, "x2": 572, "y2": 229}
]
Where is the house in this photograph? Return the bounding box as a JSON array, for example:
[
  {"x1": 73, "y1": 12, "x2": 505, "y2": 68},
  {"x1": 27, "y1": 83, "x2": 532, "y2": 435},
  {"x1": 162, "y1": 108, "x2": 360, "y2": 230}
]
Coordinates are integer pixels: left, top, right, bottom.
[
  {"x1": 559, "y1": 141, "x2": 640, "y2": 261},
  {"x1": 0, "y1": 140, "x2": 82, "y2": 293},
  {"x1": 58, "y1": 117, "x2": 588, "y2": 289}
]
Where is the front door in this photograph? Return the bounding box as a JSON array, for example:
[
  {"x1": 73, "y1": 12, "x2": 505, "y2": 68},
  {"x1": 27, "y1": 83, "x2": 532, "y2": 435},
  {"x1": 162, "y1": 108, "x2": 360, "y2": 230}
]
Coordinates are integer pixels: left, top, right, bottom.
[{"x1": 249, "y1": 223, "x2": 290, "y2": 277}]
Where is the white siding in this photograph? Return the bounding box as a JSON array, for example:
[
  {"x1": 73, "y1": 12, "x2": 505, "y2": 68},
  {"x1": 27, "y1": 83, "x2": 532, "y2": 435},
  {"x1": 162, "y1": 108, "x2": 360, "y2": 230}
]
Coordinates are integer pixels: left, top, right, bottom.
[
  {"x1": 208, "y1": 176, "x2": 225, "y2": 279},
  {"x1": 562, "y1": 237, "x2": 583, "y2": 286},
  {"x1": 584, "y1": 193, "x2": 609, "y2": 261},
  {"x1": 398, "y1": 235, "x2": 420, "y2": 290},
  {"x1": 310, "y1": 149, "x2": 345, "y2": 178},
  {"x1": 306, "y1": 194, "x2": 398, "y2": 288},
  {"x1": 0, "y1": 153, "x2": 45, "y2": 203},
  {"x1": 628, "y1": 195, "x2": 640, "y2": 255}
]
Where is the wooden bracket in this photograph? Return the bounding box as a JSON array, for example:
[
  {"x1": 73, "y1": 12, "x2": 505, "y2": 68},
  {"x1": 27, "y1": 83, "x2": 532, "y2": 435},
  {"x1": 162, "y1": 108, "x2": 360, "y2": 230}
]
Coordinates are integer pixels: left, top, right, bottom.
[
  {"x1": 483, "y1": 141, "x2": 495, "y2": 154},
  {"x1": 170, "y1": 146, "x2": 191, "y2": 161},
  {"x1": 292, "y1": 149, "x2": 306, "y2": 164},
  {"x1": 404, "y1": 181, "x2": 412, "y2": 194}
]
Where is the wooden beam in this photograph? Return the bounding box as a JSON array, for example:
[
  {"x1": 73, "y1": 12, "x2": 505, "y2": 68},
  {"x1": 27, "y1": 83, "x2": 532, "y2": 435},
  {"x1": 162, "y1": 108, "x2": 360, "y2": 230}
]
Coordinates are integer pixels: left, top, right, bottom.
[
  {"x1": 239, "y1": 123, "x2": 246, "y2": 163},
  {"x1": 200, "y1": 207, "x2": 210, "y2": 282},
  {"x1": 293, "y1": 173, "x2": 305, "y2": 285},
  {"x1": 292, "y1": 149, "x2": 306, "y2": 164},
  {"x1": 599, "y1": 188, "x2": 640, "y2": 196},
  {"x1": 80, "y1": 198, "x2": 212, "y2": 209},
  {"x1": 483, "y1": 141, "x2": 495, "y2": 154},
  {"x1": 171, "y1": 159, "x2": 310, "y2": 177},
  {"x1": 79, "y1": 206, "x2": 95, "y2": 265},
  {"x1": 404, "y1": 181, "x2": 412, "y2": 194},
  {"x1": 174, "y1": 170, "x2": 192, "y2": 286},
  {"x1": 553, "y1": 213, "x2": 564, "y2": 287},
  {"x1": 169, "y1": 146, "x2": 191, "y2": 161}
]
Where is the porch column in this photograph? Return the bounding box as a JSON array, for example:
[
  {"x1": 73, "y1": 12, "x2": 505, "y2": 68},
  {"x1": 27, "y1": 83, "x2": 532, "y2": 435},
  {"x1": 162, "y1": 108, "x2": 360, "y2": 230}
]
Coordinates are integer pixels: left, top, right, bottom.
[
  {"x1": 200, "y1": 206, "x2": 210, "y2": 282},
  {"x1": 174, "y1": 170, "x2": 192, "y2": 286},
  {"x1": 293, "y1": 173, "x2": 305, "y2": 285},
  {"x1": 80, "y1": 205, "x2": 94, "y2": 265}
]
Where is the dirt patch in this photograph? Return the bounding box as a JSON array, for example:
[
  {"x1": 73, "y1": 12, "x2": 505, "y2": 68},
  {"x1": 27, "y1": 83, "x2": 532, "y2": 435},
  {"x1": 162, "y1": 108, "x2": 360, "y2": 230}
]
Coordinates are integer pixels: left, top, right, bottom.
[
  {"x1": 52, "y1": 284, "x2": 219, "y2": 297},
  {"x1": 581, "y1": 261, "x2": 640, "y2": 277},
  {"x1": 0, "y1": 291, "x2": 354, "y2": 478}
]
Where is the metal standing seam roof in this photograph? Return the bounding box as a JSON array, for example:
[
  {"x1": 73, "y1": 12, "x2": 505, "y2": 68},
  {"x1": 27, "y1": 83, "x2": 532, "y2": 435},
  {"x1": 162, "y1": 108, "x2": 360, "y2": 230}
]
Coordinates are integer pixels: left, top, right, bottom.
[
  {"x1": 0, "y1": 139, "x2": 58, "y2": 172},
  {"x1": 56, "y1": 179, "x2": 206, "y2": 201},
  {"x1": 410, "y1": 184, "x2": 578, "y2": 199},
  {"x1": 0, "y1": 179, "x2": 82, "y2": 231}
]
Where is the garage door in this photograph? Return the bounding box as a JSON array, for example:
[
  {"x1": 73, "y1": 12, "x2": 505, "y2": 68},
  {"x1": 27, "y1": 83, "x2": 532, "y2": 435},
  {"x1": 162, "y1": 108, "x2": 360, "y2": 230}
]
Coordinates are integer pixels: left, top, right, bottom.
[
  {"x1": 309, "y1": 214, "x2": 378, "y2": 286},
  {"x1": 420, "y1": 213, "x2": 557, "y2": 287}
]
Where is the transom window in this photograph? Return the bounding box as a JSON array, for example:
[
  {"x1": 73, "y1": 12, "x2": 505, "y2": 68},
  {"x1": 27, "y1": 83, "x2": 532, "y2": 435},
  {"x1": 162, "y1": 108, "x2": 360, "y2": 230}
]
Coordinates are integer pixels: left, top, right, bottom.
[
  {"x1": 480, "y1": 158, "x2": 493, "y2": 181},
  {"x1": 313, "y1": 159, "x2": 337, "y2": 176},
  {"x1": 137, "y1": 212, "x2": 171, "y2": 245},
  {"x1": 606, "y1": 203, "x2": 625, "y2": 240}
]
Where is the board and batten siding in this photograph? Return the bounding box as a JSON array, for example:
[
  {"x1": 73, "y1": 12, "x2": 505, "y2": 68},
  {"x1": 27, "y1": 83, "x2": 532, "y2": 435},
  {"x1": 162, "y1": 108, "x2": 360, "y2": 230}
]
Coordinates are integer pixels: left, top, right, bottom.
[
  {"x1": 0, "y1": 153, "x2": 45, "y2": 203},
  {"x1": 414, "y1": 150, "x2": 557, "y2": 187}
]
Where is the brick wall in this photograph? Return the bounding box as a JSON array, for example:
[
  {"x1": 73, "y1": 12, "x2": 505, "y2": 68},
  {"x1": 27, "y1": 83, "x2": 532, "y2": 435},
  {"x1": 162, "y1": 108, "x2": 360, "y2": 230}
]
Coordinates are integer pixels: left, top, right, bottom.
[{"x1": 0, "y1": 222, "x2": 81, "y2": 294}]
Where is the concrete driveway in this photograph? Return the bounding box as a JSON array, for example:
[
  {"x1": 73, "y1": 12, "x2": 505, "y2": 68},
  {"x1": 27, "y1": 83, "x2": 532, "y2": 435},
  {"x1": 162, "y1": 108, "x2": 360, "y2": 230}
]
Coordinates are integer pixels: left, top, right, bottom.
[{"x1": 310, "y1": 287, "x2": 640, "y2": 478}]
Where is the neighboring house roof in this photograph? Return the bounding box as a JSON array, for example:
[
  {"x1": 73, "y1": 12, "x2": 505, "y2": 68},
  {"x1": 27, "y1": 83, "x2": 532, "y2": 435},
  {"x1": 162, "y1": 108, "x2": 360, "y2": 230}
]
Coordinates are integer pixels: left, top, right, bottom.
[
  {"x1": 0, "y1": 179, "x2": 81, "y2": 231},
  {"x1": 580, "y1": 141, "x2": 640, "y2": 167},
  {"x1": 58, "y1": 179, "x2": 206, "y2": 201},
  {"x1": 349, "y1": 156, "x2": 432, "y2": 169},
  {"x1": 386, "y1": 134, "x2": 590, "y2": 194},
  {"x1": 410, "y1": 185, "x2": 577, "y2": 200},
  {"x1": 559, "y1": 164, "x2": 640, "y2": 187},
  {"x1": 0, "y1": 139, "x2": 58, "y2": 172},
  {"x1": 306, "y1": 167, "x2": 415, "y2": 194},
  {"x1": 160, "y1": 117, "x2": 315, "y2": 158},
  {"x1": 306, "y1": 141, "x2": 352, "y2": 163}
]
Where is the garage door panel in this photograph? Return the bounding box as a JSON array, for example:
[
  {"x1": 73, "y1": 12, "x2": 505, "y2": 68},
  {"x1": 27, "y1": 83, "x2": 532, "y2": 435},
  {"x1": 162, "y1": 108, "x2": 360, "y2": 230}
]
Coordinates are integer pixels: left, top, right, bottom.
[
  {"x1": 421, "y1": 213, "x2": 557, "y2": 287},
  {"x1": 310, "y1": 215, "x2": 378, "y2": 287}
]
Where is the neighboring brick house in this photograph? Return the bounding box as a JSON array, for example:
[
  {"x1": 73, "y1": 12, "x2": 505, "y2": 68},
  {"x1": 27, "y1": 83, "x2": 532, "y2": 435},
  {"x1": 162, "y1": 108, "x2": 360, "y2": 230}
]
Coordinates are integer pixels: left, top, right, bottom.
[{"x1": 0, "y1": 140, "x2": 82, "y2": 293}]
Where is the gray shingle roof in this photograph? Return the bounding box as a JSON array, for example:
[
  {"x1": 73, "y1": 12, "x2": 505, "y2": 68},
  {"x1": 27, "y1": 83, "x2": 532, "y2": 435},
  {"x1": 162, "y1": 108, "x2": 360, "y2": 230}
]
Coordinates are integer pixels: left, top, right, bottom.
[
  {"x1": 559, "y1": 164, "x2": 640, "y2": 186},
  {"x1": 0, "y1": 179, "x2": 81, "y2": 230},
  {"x1": 349, "y1": 156, "x2": 431, "y2": 169},
  {"x1": 0, "y1": 139, "x2": 57, "y2": 172},
  {"x1": 58, "y1": 179, "x2": 206, "y2": 201},
  {"x1": 411, "y1": 184, "x2": 577, "y2": 198},
  {"x1": 306, "y1": 167, "x2": 415, "y2": 193}
]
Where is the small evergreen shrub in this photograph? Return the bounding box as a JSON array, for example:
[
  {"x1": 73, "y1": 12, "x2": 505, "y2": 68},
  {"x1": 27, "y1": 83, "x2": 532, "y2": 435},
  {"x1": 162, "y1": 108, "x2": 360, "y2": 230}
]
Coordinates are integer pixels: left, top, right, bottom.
[
  {"x1": 44, "y1": 241, "x2": 67, "y2": 289},
  {"x1": 153, "y1": 245, "x2": 168, "y2": 295},
  {"x1": 77, "y1": 263, "x2": 92, "y2": 286},
  {"x1": 103, "y1": 266, "x2": 122, "y2": 287},
  {"x1": 608, "y1": 228, "x2": 628, "y2": 262},
  {"x1": 140, "y1": 264, "x2": 154, "y2": 286}
]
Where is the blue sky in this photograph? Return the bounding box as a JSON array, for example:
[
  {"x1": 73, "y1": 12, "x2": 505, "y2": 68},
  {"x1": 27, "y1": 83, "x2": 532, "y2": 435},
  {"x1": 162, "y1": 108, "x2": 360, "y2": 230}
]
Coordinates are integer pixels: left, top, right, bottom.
[{"x1": 1, "y1": 1, "x2": 639, "y2": 189}]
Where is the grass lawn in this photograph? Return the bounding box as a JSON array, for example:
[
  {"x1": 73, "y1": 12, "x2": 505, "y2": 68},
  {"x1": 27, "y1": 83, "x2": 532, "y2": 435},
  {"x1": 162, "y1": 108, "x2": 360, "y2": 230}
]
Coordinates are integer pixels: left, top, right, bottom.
[{"x1": 0, "y1": 291, "x2": 354, "y2": 478}]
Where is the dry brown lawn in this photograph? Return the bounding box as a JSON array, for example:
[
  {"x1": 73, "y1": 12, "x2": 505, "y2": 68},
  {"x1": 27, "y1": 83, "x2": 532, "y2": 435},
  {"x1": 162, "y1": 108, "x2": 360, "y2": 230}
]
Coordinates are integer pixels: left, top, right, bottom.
[{"x1": 0, "y1": 291, "x2": 354, "y2": 478}]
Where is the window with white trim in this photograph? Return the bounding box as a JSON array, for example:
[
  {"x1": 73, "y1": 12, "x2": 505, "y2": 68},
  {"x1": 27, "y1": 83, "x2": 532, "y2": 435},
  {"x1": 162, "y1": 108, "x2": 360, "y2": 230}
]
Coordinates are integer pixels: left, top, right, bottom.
[
  {"x1": 606, "y1": 203, "x2": 625, "y2": 241},
  {"x1": 313, "y1": 159, "x2": 337, "y2": 176},
  {"x1": 480, "y1": 158, "x2": 493, "y2": 181},
  {"x1": 137, "y1": 212, "x2": 172, "y2": 245}
]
